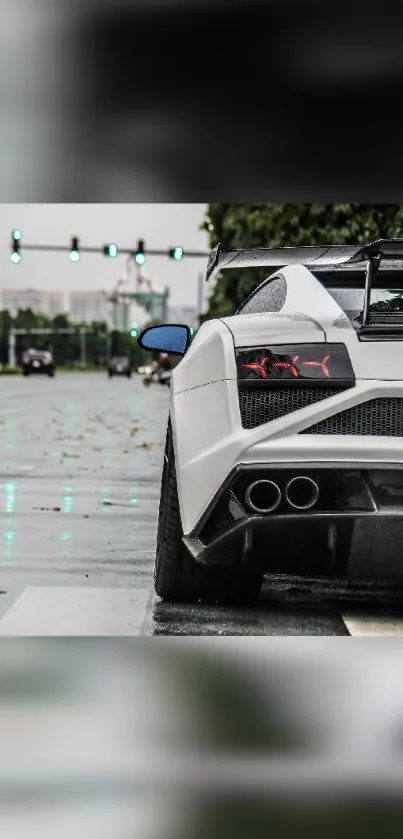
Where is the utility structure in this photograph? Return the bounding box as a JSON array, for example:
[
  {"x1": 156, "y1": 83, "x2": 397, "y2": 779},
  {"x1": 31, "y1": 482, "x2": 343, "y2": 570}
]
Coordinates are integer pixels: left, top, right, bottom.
[
  {"x1": 104, "y1": 253, "x2": 169, "y2": 330},
  {"x1": 8, "y1": 327, "x2": 92, "y2": 368}
]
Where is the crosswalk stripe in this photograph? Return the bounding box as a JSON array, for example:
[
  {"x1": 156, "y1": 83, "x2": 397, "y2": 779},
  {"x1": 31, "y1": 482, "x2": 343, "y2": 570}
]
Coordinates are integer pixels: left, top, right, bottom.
[
  {"x1": 342, "y1": 613, "x2": 403, "y2": 636},
  {"x1": 0, "y1": 586, "x2": 151, "y2": 636}
]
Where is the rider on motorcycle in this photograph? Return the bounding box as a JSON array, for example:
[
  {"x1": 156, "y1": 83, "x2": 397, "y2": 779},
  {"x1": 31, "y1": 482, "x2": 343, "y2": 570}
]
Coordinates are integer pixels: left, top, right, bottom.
[{"x1": 155, "y1": 352, "x2": 171, "y2": 382}]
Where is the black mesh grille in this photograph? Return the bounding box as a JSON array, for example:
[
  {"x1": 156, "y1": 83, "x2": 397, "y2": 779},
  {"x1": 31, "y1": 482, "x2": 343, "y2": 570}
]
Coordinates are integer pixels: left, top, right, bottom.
[
  {"x1": 199, "y1": 505, "x2": 234, "y2": 544},
  {"x1": 301, "y1": 398, "x2": 403, "y2": 437},
  {"x1": 239, "y1": 387, "x2": 344, "y2": 430}
]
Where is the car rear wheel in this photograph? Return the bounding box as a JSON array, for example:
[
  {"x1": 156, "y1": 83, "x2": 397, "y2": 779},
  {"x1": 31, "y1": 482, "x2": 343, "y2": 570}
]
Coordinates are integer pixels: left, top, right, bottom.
[{"x1": 154, "y1": 421, "x2": 263, "y2": 606}]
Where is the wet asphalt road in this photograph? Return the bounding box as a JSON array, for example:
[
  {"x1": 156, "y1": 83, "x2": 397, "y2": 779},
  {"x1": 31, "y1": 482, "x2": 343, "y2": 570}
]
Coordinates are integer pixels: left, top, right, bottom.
[{"x1": 1, "y1": 372, "x2": 403, "y2": 635}]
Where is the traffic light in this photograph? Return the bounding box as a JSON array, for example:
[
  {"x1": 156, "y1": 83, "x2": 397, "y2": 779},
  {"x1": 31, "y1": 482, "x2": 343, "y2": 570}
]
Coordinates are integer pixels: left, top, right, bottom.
[
  {"x1": 134, "y1": 239, "x2": 146, "y2": 266},
  {"x1": 104, "y1": 243, "x2": 118, "y2": 258},
  {"x1": 11, "y1": 229, "x2": 22, "y2": 263},
  {"x1": 169, "y1": 246, "x2": 184, "y2": 261},
  {"x1": 130, "y1": 322, "x2": 139, "y2": 338},
  {"x1": 69, "y1": 237, "x2": 80, "y2": 262}
]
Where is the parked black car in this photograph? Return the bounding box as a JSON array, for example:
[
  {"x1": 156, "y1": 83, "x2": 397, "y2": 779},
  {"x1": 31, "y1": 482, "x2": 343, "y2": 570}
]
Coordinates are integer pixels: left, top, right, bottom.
[
  {"x1": 108, "y1": 356, "x2": 132, "y2": 378},
  {"x1": 21, "y1": 349, "x2": 55, "y2": 376}
]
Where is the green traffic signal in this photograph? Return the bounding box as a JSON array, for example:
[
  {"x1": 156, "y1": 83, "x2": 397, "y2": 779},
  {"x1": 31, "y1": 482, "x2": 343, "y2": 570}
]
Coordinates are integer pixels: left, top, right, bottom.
[
  {"x1": 169, "y1": 246, "x2": 184, "y2": 260},
  {"x1": 104, "y1": 243, "x2": 118, "y2": 258},
  {"x1": 11, "y1": 229, "x2": 22, "y2": 262},
  {"x1": 130, "y1": 322, "x2": 138, "y2": 338},
  {"x1": 135, "y1": 239, "x2": 146, "y2": 265},
  {"x1": 69, "y1": 236, "x2": 80, "y2": 262}
]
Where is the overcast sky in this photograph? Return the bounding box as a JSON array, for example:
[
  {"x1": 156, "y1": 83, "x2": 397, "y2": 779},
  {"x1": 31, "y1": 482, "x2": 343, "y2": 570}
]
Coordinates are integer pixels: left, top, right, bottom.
[{"x1": 0, "y1": 204, "x2": 209, "y2": 308}]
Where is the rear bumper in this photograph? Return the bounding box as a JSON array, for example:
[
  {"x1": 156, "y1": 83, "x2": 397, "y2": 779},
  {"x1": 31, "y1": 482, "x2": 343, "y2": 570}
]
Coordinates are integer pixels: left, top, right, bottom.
[
  {"x1": 23, "y1": 365, "x2": 54, "y2": 373},
  {"x1": 173, "y1": 378, "x2": 403, "y2": 534},
  {"x1": 184, "y1": 462, "x2": 403, "y2": 580}
]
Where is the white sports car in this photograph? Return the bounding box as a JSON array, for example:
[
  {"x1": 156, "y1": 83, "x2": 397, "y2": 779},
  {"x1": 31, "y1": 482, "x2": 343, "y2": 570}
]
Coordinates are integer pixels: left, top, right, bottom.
[{"x1": 139, "y1": 239, "x2": 403, "y2": 606}]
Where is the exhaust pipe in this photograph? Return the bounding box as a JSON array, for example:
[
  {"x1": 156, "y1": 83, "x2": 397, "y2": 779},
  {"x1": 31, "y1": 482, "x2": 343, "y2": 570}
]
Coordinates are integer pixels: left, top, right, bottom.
[
  {"x1": 245, "y1": 480, "x2": 281, "y2": 514},
  {"x1": 285, "y1": 476, "x2": 319, "y2": 511}
]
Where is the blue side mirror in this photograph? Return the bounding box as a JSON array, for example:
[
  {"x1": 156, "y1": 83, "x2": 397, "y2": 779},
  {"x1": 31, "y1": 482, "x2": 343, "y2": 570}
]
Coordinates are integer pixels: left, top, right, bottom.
[{"x1": 138, "y1": 324, "x2": 191, "y2": 356}]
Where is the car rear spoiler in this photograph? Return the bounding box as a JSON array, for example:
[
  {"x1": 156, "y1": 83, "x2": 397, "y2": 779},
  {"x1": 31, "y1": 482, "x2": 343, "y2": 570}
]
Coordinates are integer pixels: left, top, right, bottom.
[{"x1": 206, "y1": 238, "x2": 403, "y2": 330}]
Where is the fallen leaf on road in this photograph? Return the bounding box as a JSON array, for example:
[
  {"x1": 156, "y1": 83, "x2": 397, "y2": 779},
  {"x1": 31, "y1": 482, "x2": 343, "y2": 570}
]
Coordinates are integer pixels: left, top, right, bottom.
[
  {"x1": 33, "y1": 506, "x2": 62, "y2": 512},
  {"x1": 101, "y1": 500, "x2": 135, "y2": 508},
  {"x1": 136, "y1": 442, "x2": 151, "y2": 449}
]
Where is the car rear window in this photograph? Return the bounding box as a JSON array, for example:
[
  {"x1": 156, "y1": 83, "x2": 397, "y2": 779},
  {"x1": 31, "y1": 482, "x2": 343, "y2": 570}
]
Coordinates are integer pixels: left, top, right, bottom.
[{"x1": 314, "y1": 269, "x2": 403, "y2": 323}]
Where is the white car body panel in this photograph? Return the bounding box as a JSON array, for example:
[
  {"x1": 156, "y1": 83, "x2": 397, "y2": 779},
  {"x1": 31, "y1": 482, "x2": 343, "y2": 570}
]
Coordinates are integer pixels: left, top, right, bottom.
[
  {"x1": 172, "y1": 319, "x2": 237, "y2": 392},
  {"x1": 168, "y1": 264, "x2": 403, "y2": 535}
]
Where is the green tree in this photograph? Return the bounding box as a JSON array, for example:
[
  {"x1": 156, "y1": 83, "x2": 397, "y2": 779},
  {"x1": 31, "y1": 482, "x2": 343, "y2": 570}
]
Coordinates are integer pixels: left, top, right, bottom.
[
  {"x1": 203, "y1": 203, "x2": 403, "y2": 317},
  {"x1": 0, "y1": 310, "x2": 14, "y2": 364}
]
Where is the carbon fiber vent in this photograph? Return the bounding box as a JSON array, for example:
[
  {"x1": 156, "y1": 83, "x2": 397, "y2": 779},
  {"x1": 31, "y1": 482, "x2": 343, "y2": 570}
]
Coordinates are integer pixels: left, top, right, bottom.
[
  {"x1": 301, "y1": 398, "x2": 403, "y2": 437},
  {"x1": 199, "y1": 503, "x2": 235, "y2": 544},
  {"x1": 238, "y1": 387, "x2": 344, "y2": 430}
]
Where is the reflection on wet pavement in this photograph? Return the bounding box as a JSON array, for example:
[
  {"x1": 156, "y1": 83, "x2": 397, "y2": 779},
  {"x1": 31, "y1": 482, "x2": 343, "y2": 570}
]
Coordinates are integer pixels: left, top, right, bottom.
[{"x1": 0, "y1": 373, "x2": 168, "y2": 615}]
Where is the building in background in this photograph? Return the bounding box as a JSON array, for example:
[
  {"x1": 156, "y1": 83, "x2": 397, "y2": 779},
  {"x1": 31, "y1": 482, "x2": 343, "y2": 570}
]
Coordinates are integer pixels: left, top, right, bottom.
[
  {"x1": 47, "y1": 292, "x2": 66, "y2": 318},
  {"x1": 0, "y1": 288, "x2": 65, "y2": 317},
  {"x1": 0, "y1": 287, "x2": 199, "y2": 329},
  {"x1": 167, "y1": 305, "x2": 198, "y2": 327},
  {"x1": 68, "y1": 291, "x2": 111, "y2": 325}
]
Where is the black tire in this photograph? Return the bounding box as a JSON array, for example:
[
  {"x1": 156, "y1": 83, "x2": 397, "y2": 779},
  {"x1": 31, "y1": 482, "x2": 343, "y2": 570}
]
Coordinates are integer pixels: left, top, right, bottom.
[
  {"x1": 48, "y1": 370, "x2": 55, "y2": 377},
  {"x1": 143, "y1": 378, "x2": 150, "y2": 386},
  {"x1": 108, "y1": 372, "x2": 113, "y2": 378},
  {"x1": 126, "y1": 372, "x2": 132, "y2": 378},
  {"x1": 154, "y1": 421, "x2": 263, "y2": 606},
  {"x1": 23, "y1": 369, "x2": 29, "y2": 376}
]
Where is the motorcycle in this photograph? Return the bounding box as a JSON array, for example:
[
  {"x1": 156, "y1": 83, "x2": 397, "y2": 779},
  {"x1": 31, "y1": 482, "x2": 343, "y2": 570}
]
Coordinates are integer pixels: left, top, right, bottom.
[{"x1": 142, "y1": 367, "x2": 171, "y2": 387}]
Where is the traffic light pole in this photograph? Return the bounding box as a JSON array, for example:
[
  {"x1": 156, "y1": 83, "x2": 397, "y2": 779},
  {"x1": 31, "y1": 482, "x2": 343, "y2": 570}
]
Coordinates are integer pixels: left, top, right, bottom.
[
  {"x1": 10, "y1": 242, "x2": 209, "y2": 259},
  {"x1": 80, "y1": 327, "x2": 86, "y2": 368},
  {"x1": 8, "y1": 328, "x2": 16, "y2": 367}
]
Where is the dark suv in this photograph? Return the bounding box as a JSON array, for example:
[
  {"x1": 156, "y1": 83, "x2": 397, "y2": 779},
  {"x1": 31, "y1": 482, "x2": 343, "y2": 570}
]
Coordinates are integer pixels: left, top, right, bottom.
[
  {"x1": 108, "y1": 356, "x2": 132, "y2": 378},
  {"x1": 21, "y1": 349, "x2": 55, "y2": 376}
]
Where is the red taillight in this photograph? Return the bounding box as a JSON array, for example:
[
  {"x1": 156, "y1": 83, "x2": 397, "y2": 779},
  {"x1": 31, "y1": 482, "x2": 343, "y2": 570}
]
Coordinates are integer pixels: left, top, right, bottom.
[{"x1": 237, "y1": 344, "x2": 354, "y2": 383}]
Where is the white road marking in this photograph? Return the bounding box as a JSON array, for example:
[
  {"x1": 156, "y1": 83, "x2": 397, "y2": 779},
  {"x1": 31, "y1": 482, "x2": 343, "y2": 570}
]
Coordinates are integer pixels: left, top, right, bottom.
[
  {"x1": 342, "y1": 613, "x2": 403, "y2": 636},
  {"x1": 0, "y1": 586, "x2": 150, "y2": 636}
]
